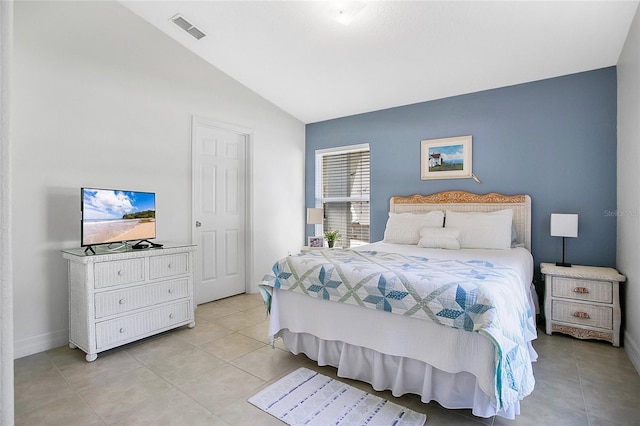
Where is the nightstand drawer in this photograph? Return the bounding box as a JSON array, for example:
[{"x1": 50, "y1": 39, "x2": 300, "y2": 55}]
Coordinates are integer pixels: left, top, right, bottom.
[
  {"x1": 552, "y1": 278, "x2": 612, "y2": 303},
  {"x1": 552, "y1": 300, "x2": 612, "y2": 329}
]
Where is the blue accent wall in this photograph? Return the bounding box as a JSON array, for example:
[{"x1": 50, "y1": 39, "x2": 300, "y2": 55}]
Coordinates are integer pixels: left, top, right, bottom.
[{"x1": 306, "y1": 67, "x2": 617, "y2": 272}]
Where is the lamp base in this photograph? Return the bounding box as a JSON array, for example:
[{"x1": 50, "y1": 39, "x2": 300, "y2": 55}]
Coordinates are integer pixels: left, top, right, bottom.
[{"x1": 555, "y1": 262, "x2": 572, "y2": 267}]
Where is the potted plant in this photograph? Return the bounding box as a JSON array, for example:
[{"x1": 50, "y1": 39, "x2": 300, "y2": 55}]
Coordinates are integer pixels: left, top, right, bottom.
[{"x1": 323, "y1": 230, "x2": 340, "y2": 248}]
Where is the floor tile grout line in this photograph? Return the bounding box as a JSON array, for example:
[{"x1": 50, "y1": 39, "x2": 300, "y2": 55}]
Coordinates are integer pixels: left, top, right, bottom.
[
  {"x1": 123, "y1": 312, "x2": 272, "y2": 422},
  {"x1": 167, "y1": 341, "x2": 275, "y2": 423},
  {"x1": 170, "y1": 381, "x2": 226, "y2": 423},
  {"x1": 46, "y1": 336, "x2": 220, "y2": 424},
  {"x1": 572, "y1": 339, "x2": 593, "y2": 426},
  {"x1": 13, "y1": 353, "x2": 82, "y2": 422},
  {"x1": 43, "y1": 348, "x2": 109, "y2": 426},
  {"x1": 127, "y1": 363, "x2": 222, "y2": 424},
  {"x1": 117, "y1": 359, "x2": 233, "y2": 425}
]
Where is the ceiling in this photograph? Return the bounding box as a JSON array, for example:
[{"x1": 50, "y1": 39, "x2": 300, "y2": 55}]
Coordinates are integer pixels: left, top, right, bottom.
[{"x1": 120, "y1": 1, "x2": 638, "y2": 124}]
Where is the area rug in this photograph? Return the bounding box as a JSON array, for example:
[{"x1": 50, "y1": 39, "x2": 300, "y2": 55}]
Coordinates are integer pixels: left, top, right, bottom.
[{"x1": 248, "y1": 367, "x2": 427, "y2": 426}]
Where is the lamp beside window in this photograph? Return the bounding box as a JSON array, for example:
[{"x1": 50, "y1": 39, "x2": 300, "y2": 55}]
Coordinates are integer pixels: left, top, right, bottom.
[
  {"x1": 306, "y1": 208, "x2": 325, "y2": 248},
  {"x1": 307, "y1": 208, "x2": 324, "y2": 226},
  {"x1": 550, "y1": 213, "x2": 578, "y2": 267}
]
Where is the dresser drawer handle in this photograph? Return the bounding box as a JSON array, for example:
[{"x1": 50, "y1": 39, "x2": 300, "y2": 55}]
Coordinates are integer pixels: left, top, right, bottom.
[
  {"x1": 168, "y1": 289, "x2": 173, "y2": 294},
  {"x1": 573, "y1": 311, "x2": 590, "y2": 319},
  {"x1": 119, "y1": 299, "x2": 126, "y2": 305},
  {"x1": 167, "y1": 263, "x2": 173, "y2": 269},
  {"x1": 169, "y1": 313, "x2": 174, "y2": 319},
  {"x1": 573, "y1": 287, "x2": 589, "y2": 294},
  {"x1": 119, "y1": 327, "x2": 125, "y2": 333},
  {"x1": 117, "y1": 270, "x2": 123, "y2": 276}
]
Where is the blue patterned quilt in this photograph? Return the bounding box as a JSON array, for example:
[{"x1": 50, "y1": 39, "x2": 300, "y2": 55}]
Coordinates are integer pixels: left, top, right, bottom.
[{"x1": 260, "y1": 249, "x2": 536, "y2": 411}]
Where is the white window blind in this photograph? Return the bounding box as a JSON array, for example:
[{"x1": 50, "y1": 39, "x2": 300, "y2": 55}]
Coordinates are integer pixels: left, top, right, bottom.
[{"x1": 315, "y1": 144, "x2": 370, "y2": 248}]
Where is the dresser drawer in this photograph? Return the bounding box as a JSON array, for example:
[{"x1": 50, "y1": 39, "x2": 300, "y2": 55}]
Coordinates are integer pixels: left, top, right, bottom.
[
  {"x1": 149, "y1": 253, "x2": 190, "y2": 280},
  {"x1": 94, "y1": 278, "x2": 190, "y2": 319},
  {"x1": 552, "y1": 277, "x2": 612, "y2": 303},
  {"x1": 95, "y1": 300, "x2": 192, "y2": 349},
  {"x1": 94, "y1": 259, "x2": 145, "y2": 289},
  {"x1": 552, "y1": 300, "x2": 612, "y2": 330}
]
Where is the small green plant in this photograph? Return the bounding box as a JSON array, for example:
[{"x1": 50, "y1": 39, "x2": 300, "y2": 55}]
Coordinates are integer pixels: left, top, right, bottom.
[
  {"x1": 323, "y1": 230, "x2": 340, "y2": 248},
  {"x1": 323, "y1": 229, "x2": 340, "y2": 242}
]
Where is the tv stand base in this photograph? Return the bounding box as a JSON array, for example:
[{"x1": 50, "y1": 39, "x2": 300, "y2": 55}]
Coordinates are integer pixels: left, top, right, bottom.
[{"x1": 132, "y1": 239, "x2": 163, "y2": 249}]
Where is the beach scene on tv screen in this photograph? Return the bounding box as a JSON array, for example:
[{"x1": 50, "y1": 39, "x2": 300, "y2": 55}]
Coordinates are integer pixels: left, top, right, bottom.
[{"x1": 82, "y1": 189, "x2": 155, "y2": 245}]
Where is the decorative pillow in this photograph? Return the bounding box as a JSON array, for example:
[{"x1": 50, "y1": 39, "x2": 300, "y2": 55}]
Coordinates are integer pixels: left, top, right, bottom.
[
  {"x1": 383, "y1": 211, "x2": 445, "y2": 244},
  {"x1": 417, "y1": 227, "x2": 461, "y2": 250},
  {"x1": 444, "y1": 209, "x2": 513, "y2": 250}
]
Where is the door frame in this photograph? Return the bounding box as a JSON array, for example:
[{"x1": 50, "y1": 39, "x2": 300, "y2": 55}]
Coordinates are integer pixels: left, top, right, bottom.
[{"x1": 191, "y1": 115, "x2": 254, "y2": 301}]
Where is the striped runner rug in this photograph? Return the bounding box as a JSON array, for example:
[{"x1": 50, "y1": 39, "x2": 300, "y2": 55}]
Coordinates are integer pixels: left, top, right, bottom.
[{"x1": 248, "y1": 367, "x2": 427, "y2": 426}]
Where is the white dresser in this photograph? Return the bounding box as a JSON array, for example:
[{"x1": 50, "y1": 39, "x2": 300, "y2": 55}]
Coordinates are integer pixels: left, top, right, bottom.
[
  {"x1": 541, "y1": 262, "x2": 625, "y2": 347},
  {"x1": 62, "y1": 244, "x2": 196, "y2": 362}
]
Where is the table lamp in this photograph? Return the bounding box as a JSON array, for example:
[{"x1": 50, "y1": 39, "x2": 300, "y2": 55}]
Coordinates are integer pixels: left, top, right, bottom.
[
  {"x1": 307, "y1": 208, "x2": 323, "y2": 227},
  {"x1": 550, "y1": 213, "x2": 578, "y2": 267}
]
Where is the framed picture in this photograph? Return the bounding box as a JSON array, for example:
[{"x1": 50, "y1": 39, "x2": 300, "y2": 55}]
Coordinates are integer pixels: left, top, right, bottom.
[
  {"x1": 308, "y1": 236, "x2": 324, "y2": 248},
  {"x1": 421, "y1": 135, "x2": 473, "y2": 180}
]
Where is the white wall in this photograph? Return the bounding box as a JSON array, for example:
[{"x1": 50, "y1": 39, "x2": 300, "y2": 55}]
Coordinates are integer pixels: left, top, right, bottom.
[
  {"x1": 12, "y1": 0, "x2": 305, "y2": 358},
  {"x1": 617, "y1": 5, "x2": 640, "y2": 372},
  {"x1": 0, "y1": 1, "x2": 15, "y2": 422}
]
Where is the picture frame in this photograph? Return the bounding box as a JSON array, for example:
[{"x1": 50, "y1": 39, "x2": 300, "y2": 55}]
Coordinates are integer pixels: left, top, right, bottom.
[
  {"x1": 421, "y1": 135, "x2": 473, "y2": 180},
  {"x1": 308, "y1": 236, "x2": 324, "y2": 248}
]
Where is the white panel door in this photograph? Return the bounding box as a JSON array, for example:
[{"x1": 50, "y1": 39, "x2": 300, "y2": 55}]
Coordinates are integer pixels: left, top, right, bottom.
[{"x1": 192, "y1": 120, "x2": 246, "y2": 304}]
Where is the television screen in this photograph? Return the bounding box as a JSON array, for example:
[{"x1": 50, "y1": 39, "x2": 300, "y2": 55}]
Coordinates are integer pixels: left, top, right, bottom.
[{"x1": 81, "y1": 188, "x2": 156, "y2": 247}]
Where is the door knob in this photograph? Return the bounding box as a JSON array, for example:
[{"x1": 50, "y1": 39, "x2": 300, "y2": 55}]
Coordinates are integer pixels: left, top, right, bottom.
[{"x1": 195, "y1": 221, "x2": 202, "y2": 228}]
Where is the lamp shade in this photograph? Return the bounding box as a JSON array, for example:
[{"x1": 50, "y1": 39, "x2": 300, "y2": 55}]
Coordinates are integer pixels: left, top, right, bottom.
[
  {"x1": 307, "y1": 208, "x2": 324, "y2": 225},
  {"x1": 550, "y1": 213, "x2": 578, "y2": 238}
]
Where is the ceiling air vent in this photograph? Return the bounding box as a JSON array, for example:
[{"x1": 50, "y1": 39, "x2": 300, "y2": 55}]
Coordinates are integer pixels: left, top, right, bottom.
[{"x1": 171, "y1": 14, "x2": 207, "y2": 40}]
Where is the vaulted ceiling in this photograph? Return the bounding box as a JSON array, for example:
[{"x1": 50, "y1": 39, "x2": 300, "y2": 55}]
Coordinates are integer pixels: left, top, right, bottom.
[{"x1": 121, "y1": 1, "x2": 638, "y2": 123}]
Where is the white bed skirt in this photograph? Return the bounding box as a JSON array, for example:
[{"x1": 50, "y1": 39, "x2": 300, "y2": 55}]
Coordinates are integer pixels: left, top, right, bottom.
[
  {"x1": 269, "y1": 288, "x2": 537, "y2": 420},
  {"x1": 277, "y1": 329, "x2": 520, "y2": 419}
]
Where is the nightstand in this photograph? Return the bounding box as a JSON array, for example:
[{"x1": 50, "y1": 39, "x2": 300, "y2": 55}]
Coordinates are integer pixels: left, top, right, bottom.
[{"x1": 541, "y1": 263, "x2": 626, "y2": 346}]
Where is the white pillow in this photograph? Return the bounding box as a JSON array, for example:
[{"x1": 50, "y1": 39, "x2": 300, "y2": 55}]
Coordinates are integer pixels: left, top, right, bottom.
[
  {"x1": 445, "y1": 209, "x2": 513, "y2": 250},
  {"x1": 511, "y1": 222, "x2": 525, "y2": 248},
  {"x1": 383, "y1": 211, "x2": 444, "y2": 245},
  {"x1": 417, "y1": 227, "x2": 460, "y2": 250}
]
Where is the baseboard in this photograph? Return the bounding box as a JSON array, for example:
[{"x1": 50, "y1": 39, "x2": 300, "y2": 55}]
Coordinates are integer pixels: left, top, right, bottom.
[
  {"x1": 13, "y1": 329, "x2": 68, "y2": 359},
  {"x1": 624, "y1": 330, "x2": 640, "y2": 374}
]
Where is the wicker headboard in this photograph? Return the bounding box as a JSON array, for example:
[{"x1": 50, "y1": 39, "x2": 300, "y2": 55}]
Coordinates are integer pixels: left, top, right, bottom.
[{"x1": 389, "y1": 191, "x2": 532, "y2": 251}]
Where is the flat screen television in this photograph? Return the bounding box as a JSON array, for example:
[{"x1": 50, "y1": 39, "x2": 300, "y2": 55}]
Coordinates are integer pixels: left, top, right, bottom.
[{"x1": 81, "y1": 187, "x2": 156, "y2": 250}]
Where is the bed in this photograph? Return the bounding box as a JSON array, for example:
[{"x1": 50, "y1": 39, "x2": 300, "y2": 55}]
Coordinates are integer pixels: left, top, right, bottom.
[{"x1": 260, "y1": 191, "x2": 538, "y2": 419}]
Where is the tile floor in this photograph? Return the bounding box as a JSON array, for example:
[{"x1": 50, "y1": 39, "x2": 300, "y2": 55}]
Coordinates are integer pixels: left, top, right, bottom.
[{"x1": 14, "y1": 293, "x2": 640, "y2": 425}]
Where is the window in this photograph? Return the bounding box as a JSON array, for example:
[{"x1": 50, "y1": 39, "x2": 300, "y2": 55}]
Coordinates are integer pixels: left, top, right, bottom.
[{"x1": 315, "y1": 144, "x2": 370, "y2": 248}]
